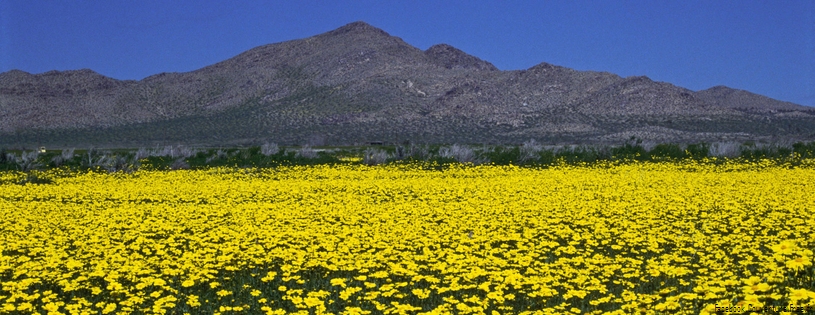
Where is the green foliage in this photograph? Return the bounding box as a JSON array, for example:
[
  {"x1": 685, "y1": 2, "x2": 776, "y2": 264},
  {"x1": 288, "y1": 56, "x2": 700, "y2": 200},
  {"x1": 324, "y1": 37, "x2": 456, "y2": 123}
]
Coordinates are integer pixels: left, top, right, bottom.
[
  {"x1": 793, "y1": 142, "x2": 815, "y2": 158},
  {"x1": 0, "y1": 148, "x2": 13, "y2": 171},
  {"x1": 648, "y1": 144, "x2": 686, "y2": 160},
  {"x1": 741, "y1": 147, "x2": 783, "y2": 160},
  {"x1": 610, "y1": 144, "x2": 647, "y2": 161},
  {"x1": 536, "y1": 150, "x2": 557, "y2": 165},
  {"x1": 556, "y1": 147, "x2": 603, "y2": 164},
  {"x1": 2, "y1": 141, "x2": 815, "y2": 174},
  {"x1": 288, "y1": 150, "x2": 343, "y2": 166},
  {"x1": 685, "y1": 143, "x2": 709, "y2": 159},
  {"x1": 246, "y1": 146, "x2": 262, "y2": 157},
  {"x1": 483, "y1": 146, "x2": 521, "y2": 165}
]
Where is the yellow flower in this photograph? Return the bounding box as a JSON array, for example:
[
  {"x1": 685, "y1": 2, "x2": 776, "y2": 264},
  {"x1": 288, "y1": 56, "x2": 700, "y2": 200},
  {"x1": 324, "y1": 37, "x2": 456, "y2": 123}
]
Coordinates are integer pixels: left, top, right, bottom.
[
  {"x1": 101, "y1": 303, "x2": 117, "y2": 314},
  {"x1": 43, "y1": 302, "x2": 60, "y2": 312},
  {"x1": 261, "y1": 271, "x2": 278, "y2": 282},
  {"x1": 786, "y1": 256, "x2": 812, "y2": 270},
  {"x1": 340, "y1": 287, "x2": 363, "y2": 300},
  {"x1": 743, "y1": 294, "x2": 763, "y2": 308},
  {"x1": 411, "y1": 288, "x2": 430, "y2": 299},
  {"x1": 341, "y1": 306, "x2": 372, "y2": 315},
  {"x1": 331, "y1": 278, "x2": 347, "y2": 287},
  {"x1": 304, "y1": 297, "x2": 323, "y2": 308},
  {"x1": 16, "y1": 303, "x2": 33, "y2": 312},
  {"x1": 743, "y1": 276, "x2": 763, "y2": 286},
  {"x1": 789, "y1": 288, "x2": 815, "y2": 302},
  {"x1": 771, "y1": 241, "x2": 797, "y2": 255},
  {"x1": 4, "y1": 161, "x2": 815, "y2": 314},
  {"x1": 186, "y1": 295, "x2": 201, "y2": 307}
]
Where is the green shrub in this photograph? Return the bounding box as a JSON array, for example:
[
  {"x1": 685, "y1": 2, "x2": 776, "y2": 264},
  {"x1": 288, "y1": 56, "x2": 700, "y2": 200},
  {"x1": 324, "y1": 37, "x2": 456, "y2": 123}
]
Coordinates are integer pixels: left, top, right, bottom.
[
  {"x1": 3, "y1": 141, "x2": 815, "y2": 172},
  {"x1": 685, "y1": 143, "x2": 709, "y2": 159},
  {"x1": 537, "y1": 150, "x2": 557, "y2": 165},
  {"x1": 556, "y1": 146, "x2": 602, "y2": 164},
  {"x1": 793, "y1": 141, "x2": 815, "y2": 158},
  {"x1": 648, "y1": 144, "x2": 685, "y2": 160},
  {"x1": 0, "y1": 148, "x2": 12, "y2": 171},
  {"x1": 740, "y1": 143, "x2": 794, "y2": 160},
  {"x1": 777, "y1": 147, "x2": 793, "y2": 158},
  {"x1": 610, "y1": 144, "x2": 647, "y2": 161},
  {"x1": 484, "y1": 146, "x2": 521, "y2": 165}
]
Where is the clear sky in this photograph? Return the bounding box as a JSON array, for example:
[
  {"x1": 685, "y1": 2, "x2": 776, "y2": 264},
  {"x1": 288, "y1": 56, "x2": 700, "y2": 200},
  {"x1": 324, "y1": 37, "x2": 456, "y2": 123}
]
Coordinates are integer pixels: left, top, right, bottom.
[{"x1": 1, "y1": 0, "x2": 813, "y2": 106}]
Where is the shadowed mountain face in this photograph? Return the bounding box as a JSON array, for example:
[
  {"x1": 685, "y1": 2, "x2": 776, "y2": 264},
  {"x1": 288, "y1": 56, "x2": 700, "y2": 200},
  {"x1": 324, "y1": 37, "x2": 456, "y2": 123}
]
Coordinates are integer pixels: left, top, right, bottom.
[{"x1": 2, "y1": 21, "x2": 814, "y2": 148}]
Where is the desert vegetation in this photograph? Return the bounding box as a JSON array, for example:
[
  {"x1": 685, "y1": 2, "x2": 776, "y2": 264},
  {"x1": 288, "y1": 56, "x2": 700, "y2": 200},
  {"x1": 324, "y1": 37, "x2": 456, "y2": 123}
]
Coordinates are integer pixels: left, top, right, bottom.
[{"x1": 2, "y1": 140, "x2": 815, "y2": 175}]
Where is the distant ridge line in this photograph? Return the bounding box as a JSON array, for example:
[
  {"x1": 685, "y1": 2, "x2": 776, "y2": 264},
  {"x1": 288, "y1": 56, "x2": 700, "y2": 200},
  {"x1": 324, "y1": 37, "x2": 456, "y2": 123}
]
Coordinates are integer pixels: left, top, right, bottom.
[{"x1": 1, "y1": 21, "x2": 813, "y2": 147}]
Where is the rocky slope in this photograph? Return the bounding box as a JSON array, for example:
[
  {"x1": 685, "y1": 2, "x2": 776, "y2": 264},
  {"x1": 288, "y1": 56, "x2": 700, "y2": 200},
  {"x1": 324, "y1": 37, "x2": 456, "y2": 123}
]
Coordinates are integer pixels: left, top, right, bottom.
[{"x1": 1, "y1": 21, "x2": 813, "y2": 147}]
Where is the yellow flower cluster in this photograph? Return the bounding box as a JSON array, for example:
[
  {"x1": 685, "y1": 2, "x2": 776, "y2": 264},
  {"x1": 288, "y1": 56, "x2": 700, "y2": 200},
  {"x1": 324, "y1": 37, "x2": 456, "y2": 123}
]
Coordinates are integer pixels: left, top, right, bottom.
[{"x1": 1, "y1": 160, "x2": 814, "y2": 314}]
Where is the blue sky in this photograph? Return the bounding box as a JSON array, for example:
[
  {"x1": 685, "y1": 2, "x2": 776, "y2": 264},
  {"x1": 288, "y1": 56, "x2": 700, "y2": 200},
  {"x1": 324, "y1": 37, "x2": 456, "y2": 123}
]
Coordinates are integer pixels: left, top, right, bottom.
[{"x1": 1, "y1": 0, "x2": 813, "y2": 106}]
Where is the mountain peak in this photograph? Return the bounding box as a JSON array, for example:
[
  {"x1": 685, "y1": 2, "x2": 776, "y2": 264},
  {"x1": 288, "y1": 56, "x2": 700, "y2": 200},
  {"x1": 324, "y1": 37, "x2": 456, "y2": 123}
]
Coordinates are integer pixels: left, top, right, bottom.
[
  {"x1": 622, "y1": 75, "x2": 654, "y2": 83},
  {"x1": 527, "y1": 62, "x2": 569, "y2": 72},
  {"x1": 697, "y1": 85, "x2": 808, "y2": 111},
  {"x1": 700, "y1": 85, "x2": 733, "y2": 93},
  {"x1": 0, "y1": 69, "x2": 33, "y2": 81},
  {"x1": 425, "y1": 44, "x2": 498, "y2": 71},
  {"x1": 2, "y1": 21, "x2": 812, "y2": 147},
  {"x1": 326, "y1": 21, "x2": 391, "y2": 37},
  {"x1": 0, "y1": 69, "x2": 31, "y2": 76}
]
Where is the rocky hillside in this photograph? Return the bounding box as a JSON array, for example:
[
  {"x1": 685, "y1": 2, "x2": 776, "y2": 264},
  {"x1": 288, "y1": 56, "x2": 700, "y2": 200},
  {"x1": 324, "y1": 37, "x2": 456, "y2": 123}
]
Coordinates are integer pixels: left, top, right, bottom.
[{"x1": 1, "y1": 21, "x2": 814, "y2": 148}]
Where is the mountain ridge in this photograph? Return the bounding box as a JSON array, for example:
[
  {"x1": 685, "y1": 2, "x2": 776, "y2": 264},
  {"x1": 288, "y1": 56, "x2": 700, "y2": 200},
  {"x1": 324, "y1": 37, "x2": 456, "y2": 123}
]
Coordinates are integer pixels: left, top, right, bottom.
[{"x1": 2, "y1": 21, "x2": 814, "y2": 147}]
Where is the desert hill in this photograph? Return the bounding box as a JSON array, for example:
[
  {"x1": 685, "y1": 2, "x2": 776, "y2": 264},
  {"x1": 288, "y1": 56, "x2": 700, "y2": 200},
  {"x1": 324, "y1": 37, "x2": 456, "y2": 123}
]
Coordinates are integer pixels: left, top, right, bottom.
[{"x1": 1, "y1": 21, "x2": 813, "y2": 147}]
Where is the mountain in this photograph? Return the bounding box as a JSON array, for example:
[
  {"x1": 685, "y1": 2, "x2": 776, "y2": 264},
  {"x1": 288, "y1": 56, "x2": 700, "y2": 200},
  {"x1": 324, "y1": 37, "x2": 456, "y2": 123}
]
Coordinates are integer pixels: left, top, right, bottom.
[
  {"x1": 696, "y1": 86, "x2": 808, "y2": 112},
  {"x1": 2, "y1": 21, "x2": 814, "y2": 148}
]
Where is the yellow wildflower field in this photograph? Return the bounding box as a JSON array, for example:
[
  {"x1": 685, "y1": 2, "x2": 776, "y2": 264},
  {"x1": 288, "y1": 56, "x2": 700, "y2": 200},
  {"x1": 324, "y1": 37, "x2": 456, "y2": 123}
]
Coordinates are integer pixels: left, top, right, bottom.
[{"x1": 1, "y1": 160, "x2": 814, "y2": 314}]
